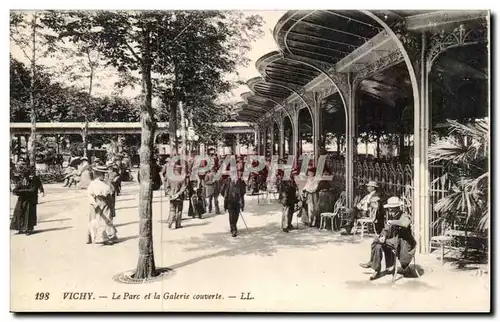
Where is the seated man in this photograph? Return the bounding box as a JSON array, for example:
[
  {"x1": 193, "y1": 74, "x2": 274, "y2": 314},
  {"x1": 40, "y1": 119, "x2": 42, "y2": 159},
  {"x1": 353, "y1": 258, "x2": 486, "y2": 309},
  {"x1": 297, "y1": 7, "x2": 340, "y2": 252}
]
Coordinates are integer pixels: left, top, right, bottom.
[
  {"x1": 359, "y1": 196, "x2": 417, "y2": 280},
  {"x1": 356, "y1": 181, "x2": 379, "y2": 217}
]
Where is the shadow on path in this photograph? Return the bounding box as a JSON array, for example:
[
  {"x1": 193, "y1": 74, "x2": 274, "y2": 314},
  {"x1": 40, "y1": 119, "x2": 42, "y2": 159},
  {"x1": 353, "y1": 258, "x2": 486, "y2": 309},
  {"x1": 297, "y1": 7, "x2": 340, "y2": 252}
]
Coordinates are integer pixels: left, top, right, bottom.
[
  {"x1": 30, "y1": 226, "x2": 74, "y2": 234},
  {"x1": 38, "y1": 218, "x2": 72, "y2": 224},
  {"x1": 115, "y1": 220, "x2": 139, "y2": 228},
  {"x1": 166, "y1": 222, "x2": 362, "y2": 270}
]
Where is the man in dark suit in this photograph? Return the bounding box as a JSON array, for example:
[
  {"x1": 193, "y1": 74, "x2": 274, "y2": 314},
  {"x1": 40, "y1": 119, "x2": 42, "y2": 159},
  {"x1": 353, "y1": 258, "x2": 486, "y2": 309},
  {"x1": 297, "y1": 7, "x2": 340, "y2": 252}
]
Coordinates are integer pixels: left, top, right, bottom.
[
  {"x1": 278, "y1": 170, "x2": 298, "y2": 233},
  {"x1": 221, "y1": 170, "x2": 246, "y2": 237},
  {"x1": 359, "y1": 196, "x2": 417, "y2": 280}
]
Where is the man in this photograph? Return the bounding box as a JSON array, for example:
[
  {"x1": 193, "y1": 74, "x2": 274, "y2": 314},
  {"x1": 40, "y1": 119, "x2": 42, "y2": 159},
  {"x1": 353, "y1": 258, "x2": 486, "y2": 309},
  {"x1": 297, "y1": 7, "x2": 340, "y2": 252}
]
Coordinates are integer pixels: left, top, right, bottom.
[
  {"x1": 164, "y1": 164, "x2": 189, "y2": 229},
  {"x1": 204, "y1": 167, "x2": 220, "y2": 214},
  {"x1": 10, "y1": 166, "x2": 44, "y2": 235},
  {"x1": 356, "y1": 181, "x2": 379, "y2": 215},
  {"x1": 221, "y1": 170, "x2": 246, "y2": 237},
  {"x1": 278, "y1": 170, "x2": 298, "y2": 233},
  {"x1": 359, "y1": 196, "x2": 417, "y2": 280},
  {"x1": 87, "y1": 165, "x2": 118, "y2": 245}
]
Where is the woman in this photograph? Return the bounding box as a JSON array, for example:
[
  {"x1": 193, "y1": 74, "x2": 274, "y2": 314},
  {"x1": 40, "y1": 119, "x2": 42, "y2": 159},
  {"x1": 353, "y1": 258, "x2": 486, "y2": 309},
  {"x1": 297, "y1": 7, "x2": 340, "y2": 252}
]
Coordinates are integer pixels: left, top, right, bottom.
[
  {"x1": 77, "y1": 157, "x2": 93, "y2": 189},
  {"x1": 10, "y1": 166, "x2": 44, "y2": 235},
  {"x1": 87, "y1": 165, "x2": 118, "y2": 245},
  {"x1": 302, "y1": 167, "x2": 321, "y2": 228}
]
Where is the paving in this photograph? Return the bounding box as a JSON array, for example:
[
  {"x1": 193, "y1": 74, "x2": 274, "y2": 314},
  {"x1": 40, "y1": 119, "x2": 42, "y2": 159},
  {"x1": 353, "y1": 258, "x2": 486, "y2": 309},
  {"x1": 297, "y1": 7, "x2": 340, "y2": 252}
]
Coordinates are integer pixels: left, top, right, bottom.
[{"x1": 10, "y1": 181, "x2": 490, "y2": 312}]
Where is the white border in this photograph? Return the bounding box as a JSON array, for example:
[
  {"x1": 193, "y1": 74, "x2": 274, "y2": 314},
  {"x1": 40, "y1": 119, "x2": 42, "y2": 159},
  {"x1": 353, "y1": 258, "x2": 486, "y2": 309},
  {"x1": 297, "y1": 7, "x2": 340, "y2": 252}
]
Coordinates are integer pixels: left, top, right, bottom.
[{"x1": 2, "y1": 1, "x2": 498, "y2": 321}]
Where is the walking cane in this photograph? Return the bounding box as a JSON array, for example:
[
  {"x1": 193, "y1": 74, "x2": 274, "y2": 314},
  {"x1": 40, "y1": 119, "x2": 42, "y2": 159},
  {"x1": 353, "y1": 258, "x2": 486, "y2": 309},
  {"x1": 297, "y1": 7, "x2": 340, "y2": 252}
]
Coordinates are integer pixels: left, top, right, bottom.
[{"x1": 239, "y1": 210, "x2": 249, "y2": 231}]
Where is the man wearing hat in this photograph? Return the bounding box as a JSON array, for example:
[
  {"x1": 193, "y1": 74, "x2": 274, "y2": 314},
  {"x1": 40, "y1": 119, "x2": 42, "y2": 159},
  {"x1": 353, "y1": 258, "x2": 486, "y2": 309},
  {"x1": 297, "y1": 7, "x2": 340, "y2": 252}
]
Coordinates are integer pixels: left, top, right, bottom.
[
  {"x1": 164, "y1": 163, "x2": 189, "y2": 229},
  {"x1": 356, "y1": 181, "x2": 379, "y2": 215},
  {"x1": 278, "y1": 169, "x2": 298, "y2": 233},
  {"x1": 10, "y1": 166, "x2": 44, "y2": 235},
  {"x1": 359, "y1": 196, "x2": 417, "y2": 280},
  {"x1": 221, "y1": 169, "x2": 246, "y2": 237},
  {"x1": 86, "y1": 165, "x2": 118, "y2": 244}
]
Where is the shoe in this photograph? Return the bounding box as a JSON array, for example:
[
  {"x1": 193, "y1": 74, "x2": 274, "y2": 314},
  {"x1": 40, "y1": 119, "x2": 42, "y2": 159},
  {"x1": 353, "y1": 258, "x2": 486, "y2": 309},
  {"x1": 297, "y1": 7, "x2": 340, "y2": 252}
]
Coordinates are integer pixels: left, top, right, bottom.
[
  {"x1": 282, "y1": 228, "x2": 289, "y2": 233},
  {"x1": 231, "y1": 232, "x2": 237, "y2": 237},
  {"x1": 287, "y1": 225, "x2": 294, "y2": 230},
  {"x1": 369, "y1": 271, "x2": 383, "y2": 280},
  {"x1": 359, "y1": 262, "x2": 372, "y2": 269},
  {"x1": 25, "y1": 230, "x2": 32, "y2": 235}
]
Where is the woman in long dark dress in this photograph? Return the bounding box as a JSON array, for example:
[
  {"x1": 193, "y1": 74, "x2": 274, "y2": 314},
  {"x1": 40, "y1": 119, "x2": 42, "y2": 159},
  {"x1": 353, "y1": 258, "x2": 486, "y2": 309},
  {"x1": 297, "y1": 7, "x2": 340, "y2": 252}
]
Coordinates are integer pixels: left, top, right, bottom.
[{"x1": 10, "y1": 167, "x2": 44, "y2": 235}]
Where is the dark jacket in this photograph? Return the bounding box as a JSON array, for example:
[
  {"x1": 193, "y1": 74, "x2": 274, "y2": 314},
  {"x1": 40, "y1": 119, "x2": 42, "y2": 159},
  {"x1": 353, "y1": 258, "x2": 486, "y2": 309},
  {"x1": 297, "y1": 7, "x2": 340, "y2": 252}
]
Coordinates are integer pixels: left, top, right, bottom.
[
  {"x1": 221, "y1": 177, "x2": 246, "y2": 209},
  {"x1": 380, "y1": 211, "x2": 417, "y2": 267},
  {"x1": 279, "y1": 179, "x2": 298, "y2": 206}
]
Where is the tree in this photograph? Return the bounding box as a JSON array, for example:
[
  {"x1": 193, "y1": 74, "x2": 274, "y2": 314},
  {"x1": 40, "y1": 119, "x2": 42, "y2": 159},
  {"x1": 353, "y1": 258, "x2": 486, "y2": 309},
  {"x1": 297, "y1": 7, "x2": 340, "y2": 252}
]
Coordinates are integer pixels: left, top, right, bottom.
[
  {"x1": 10, "y1": 11, "x2": 58, "y2": 166},
  {"x1": 153, "y1": 11, "x2": 263, "y2": 152},
  {"x1": 429, "y1": 119, "x2": 489, "y2": 259}
]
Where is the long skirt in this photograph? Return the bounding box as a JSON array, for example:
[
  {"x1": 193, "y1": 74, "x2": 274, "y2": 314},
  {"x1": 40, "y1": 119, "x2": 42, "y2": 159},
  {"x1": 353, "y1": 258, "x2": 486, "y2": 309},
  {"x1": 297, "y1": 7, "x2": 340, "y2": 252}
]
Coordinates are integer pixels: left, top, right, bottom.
[
  {"x1": 306, "y1": 192, "x2": 320, "y2": 227},
  {"x1": 77, "y1": 170, "x2": 92, "y2": 189},
  {"x1": 10, "y1": 198, "x2": 37, "y2": 232},
  {"x1": 87, "y1": 202, "x2": 117, "y2": 244}
]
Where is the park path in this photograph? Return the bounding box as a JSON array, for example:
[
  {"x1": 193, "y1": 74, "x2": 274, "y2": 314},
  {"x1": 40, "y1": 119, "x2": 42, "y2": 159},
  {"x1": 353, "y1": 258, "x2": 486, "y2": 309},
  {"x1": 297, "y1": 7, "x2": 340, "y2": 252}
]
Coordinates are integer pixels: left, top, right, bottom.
[{"x1": 10, "y1": 181, "x2": 490, "y2": 312}]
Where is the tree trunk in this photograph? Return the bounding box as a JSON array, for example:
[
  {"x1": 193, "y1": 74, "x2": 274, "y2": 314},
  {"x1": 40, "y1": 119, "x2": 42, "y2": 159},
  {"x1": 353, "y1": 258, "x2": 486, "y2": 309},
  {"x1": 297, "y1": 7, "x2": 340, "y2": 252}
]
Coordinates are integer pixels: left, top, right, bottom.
[
  {"x1": 133, "y1": 31, "x2": 157, "y2": 279},
  {"x1": 399, "y1": 132, "x2": 405, "y2": 161},
  {"x1": 376, "y1": 134, "x2": 381, "y2": 158},
  {"x1": 82, "y1": 124, "x2": 88, "y2": 158},
  {"x1": 28, "y1": 14, "x2": 37, "y2": 167},
  {"x1": 169, "y1": 100, "x2": 178, "y2": 154},
  {"x1": 17, "y1": 135, "x2": 21, "y2": 161}
]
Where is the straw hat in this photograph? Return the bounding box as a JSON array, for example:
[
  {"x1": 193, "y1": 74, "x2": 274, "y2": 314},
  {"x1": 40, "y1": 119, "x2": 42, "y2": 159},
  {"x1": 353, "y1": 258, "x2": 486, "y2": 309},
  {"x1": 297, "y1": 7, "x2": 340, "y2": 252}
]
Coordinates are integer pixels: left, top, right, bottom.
[
  {"x1": 383, "y1": 196, "x2": 402, "y2": 208},
  {"x1": 366, "y1": 181, "x2": 378, "y2": 188},
  {"x1": 94, "y1": 165, "x2": 109, "y2": 173}
]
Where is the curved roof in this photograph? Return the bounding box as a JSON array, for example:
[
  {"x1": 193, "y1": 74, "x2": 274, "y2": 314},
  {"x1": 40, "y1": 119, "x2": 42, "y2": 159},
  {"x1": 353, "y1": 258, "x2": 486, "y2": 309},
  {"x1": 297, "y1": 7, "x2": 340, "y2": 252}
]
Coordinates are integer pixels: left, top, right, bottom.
[
  {"x1": 274, "y1": 10, "x2": 384, "y2": 64},
  {"x1": 256, "y1": 51, "x2": 320, "y2": 87},
  {"x1": 236, "y1": 10, "x2": 488, "y2": 125}
]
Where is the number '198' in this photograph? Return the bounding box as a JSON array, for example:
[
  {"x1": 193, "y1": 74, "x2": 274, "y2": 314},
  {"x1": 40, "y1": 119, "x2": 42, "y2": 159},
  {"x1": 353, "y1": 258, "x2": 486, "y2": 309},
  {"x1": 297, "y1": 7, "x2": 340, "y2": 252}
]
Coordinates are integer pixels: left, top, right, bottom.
[{"x1": 35, "y1": 292, "x2": 50, "y2": 300}]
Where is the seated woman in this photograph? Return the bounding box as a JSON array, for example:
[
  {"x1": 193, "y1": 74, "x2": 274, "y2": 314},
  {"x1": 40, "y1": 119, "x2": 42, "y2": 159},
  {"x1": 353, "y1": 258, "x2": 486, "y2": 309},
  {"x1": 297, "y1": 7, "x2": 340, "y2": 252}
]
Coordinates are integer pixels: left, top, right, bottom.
[{"x1": 359, "y1": 196, "x2": 417, "y2": 280}]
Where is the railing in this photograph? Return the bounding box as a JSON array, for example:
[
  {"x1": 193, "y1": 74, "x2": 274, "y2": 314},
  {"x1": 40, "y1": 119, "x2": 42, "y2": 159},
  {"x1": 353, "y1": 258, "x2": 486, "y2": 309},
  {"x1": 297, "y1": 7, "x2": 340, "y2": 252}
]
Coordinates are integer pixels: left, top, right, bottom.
[
  {"x1": 429, "y1": 164, "x2": 453, "y2": 237},
  {"x1": 353, "y1": 160, "x2": 413, "y2": 198}
]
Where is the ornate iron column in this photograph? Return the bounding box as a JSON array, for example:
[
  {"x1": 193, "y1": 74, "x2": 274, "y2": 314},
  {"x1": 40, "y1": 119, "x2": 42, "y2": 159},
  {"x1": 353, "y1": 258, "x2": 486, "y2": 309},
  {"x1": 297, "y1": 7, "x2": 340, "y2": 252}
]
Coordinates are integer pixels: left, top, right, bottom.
[
  {"x1": 269, "y1": 123, "x2": 275, "y2": 156},
  {"x1": 312, "y1": 92, "x2": 322, "y2": 166},
  {"x1": 291, "y1": 107, "x2": 300, "y2": 166},
  {"x1": 279, "y1": 117, "x2": 285, "y2": 158}
]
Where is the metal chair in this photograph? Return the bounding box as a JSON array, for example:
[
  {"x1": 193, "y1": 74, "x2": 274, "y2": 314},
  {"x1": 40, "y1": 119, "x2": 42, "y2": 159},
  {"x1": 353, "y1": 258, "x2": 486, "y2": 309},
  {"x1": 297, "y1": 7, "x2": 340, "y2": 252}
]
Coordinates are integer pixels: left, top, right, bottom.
[{"x1": 353, "y1": 209, "x2": 377, "y2": 238}]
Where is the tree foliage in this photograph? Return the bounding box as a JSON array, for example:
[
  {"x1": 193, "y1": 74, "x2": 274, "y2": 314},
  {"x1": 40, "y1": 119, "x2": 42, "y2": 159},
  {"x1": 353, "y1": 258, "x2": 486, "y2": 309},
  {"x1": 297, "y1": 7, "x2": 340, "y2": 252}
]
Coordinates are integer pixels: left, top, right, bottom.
[{"x1": 429, "y1": 119, "x2": 489, "y2": 232}]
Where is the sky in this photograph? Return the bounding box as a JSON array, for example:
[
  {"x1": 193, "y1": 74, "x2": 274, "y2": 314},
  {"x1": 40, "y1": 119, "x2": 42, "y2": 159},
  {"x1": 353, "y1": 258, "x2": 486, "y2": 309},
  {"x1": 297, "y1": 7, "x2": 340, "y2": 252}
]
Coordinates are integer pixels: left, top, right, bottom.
[{"x1": 10, "y1": 10, "x2": 287, "y2": 105}]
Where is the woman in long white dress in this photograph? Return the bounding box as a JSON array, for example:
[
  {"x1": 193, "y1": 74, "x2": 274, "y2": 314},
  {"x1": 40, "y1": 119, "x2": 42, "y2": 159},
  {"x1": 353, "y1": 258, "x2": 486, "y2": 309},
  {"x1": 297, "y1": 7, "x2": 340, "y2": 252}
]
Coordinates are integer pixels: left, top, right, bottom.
[
  {"x1": 302, "y1": 167, "x2": 321, "y2": 227},
  {"x1": 86, "y1": 165, "x2": 118, "y2": 245}
]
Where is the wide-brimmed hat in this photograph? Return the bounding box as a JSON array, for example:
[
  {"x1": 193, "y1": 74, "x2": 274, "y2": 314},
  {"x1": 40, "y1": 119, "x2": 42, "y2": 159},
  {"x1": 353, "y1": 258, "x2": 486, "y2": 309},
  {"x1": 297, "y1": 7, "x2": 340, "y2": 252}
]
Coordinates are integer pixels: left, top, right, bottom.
[
  {"x1": 81, "y1": 157, "x2": 88, "y2": 161},
  {"x1": 366, "y1": 181, "x2": 378, "y2": 188},
  {"x1": 383, "y1": 196, "x2": 402, "y2": 208},
  {"x1": 94, "y1": 165, "x2": 109, "y2": 173}
]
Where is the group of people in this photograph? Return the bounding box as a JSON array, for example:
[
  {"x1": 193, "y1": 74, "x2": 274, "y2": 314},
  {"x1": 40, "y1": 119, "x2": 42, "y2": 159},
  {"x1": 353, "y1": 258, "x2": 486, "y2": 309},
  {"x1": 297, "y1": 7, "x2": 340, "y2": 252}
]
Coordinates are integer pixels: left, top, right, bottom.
[
  {"x1": 11, "y1": 151, "x2": 418, "y2": 278},
  {"x1": 10, "y1": 165, "x2": 45, "y2": 235},
  {"x1": 161, "y1": 160, "x2": 246, "y2": 238},
  {"x1": 275, "y1": 169, "x2": 417, "y2": 281},
  {"x1": 346, "y1": 181, "x2": 417, "y2": 280}
]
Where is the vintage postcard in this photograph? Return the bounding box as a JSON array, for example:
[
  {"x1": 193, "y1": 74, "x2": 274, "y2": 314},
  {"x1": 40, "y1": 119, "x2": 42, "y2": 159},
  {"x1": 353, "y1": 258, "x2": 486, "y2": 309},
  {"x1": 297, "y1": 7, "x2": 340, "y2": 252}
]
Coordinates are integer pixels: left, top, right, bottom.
[{"x1": 9, "y1": 9, "x2": 490, "y2": 312}]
